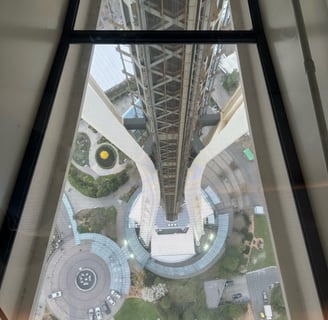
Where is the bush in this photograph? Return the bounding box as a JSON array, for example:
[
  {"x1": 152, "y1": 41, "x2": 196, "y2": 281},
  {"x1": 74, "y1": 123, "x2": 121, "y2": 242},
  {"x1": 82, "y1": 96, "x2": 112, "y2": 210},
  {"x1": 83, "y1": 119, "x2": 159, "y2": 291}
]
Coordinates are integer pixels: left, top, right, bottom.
[
  {"x1": 217, "y1": 245, "x2": 245, "y2": 277},
  {"x1": 68, "y1": 164, "x2": 129, "y2": 198},
  {"x1": 243, "y1": 232, "x2": 253, "y2": 242},
  {"x1": 143, "y1": 269, "x2": 157, "y2": 287},
  {"x1": 218, "y1": 303, "x2": 248, "y2": 319},
  {"x1": 160, "y1": 296, "x2": 171, "y2": 310},
  {"x1": 242, "y1": 245, "x2": 250, "y2": 255},
  {"x1": 72, "y1": 132, "x2": 90, "y2": 166},
  {"x1": 221, "y1": 70, "x2": 240, "y2": 95},
  {"x1": 221, "y1": 255, "x2": 240, "y2": 272},
  {"x1": 271, "y1": 284, "x2": 287, "y2": 315},
  {"x1": 242, "y1": 212, "x2": 251, "y2": 226}
]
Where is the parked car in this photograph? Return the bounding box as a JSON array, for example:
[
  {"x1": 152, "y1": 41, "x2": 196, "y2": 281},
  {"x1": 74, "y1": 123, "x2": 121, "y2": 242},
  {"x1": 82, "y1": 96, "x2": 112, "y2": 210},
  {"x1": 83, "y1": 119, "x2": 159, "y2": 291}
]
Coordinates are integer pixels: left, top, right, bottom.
[
  {"x1": 95, "y1": 307, "x2": 102, "y2": 320},
  {"x1": 101, "y1": 303, "x2": 111, "y2": 315},
  {"x1": 106, "y1": 295, "x2": 116, "y2": 306},
  {"x1": 110, "y1": 289, "x2": 121, "y2": 299},
  {"x1": 88, "y1": 308, "x2": 94, "y2": 320},
  {"x1": 262, "y1": 290, "x2": 269, "y2": 303},
  {"x1": 48, "y1": 291, "x2": 62, "y2": 299},
  {"x1": 232, "y1": 293, "x2": 242, "y2": 299}
]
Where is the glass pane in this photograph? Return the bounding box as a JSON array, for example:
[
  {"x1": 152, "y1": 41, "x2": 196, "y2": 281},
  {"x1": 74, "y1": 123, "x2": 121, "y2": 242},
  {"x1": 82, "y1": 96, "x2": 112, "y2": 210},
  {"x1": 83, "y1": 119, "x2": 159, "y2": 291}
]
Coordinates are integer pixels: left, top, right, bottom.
[
  {"x1": 75, "y1": 0, "x2": 252, "y2": 30},
  {"x1": 31, "y1": 42, "x2": 289, "y2": 320}
]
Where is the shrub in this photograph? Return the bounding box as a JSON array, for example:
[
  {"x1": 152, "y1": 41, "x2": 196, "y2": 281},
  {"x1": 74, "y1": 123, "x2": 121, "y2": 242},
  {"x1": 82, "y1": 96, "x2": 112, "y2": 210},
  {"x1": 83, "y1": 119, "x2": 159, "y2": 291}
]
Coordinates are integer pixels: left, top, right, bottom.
[
  {"x1": 243, "y1": 232, "x2": 253, "y2": 242},
  {"x1": 68, "y1": 164, "x2": 129, "y2": 198},
  {"x1": 72, "y1": 132, "x2": 90, "y2": 166},
  {"x1": 221, "y1": 70, "x2": 240, "y2": 95},
  {"x1": 242, "y1": 245, "x2": 250, "y2": 255}
]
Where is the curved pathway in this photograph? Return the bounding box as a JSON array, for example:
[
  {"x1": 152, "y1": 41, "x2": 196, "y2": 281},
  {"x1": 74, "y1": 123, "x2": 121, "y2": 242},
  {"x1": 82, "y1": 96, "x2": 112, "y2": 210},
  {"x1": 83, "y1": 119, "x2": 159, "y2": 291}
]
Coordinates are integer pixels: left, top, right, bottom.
[
  {"x1": 124, "y1": 190, "x2": 230, "y2": 279},
  {"x1": 73, "y1": 119, "x2": 127, "y2": 177}
]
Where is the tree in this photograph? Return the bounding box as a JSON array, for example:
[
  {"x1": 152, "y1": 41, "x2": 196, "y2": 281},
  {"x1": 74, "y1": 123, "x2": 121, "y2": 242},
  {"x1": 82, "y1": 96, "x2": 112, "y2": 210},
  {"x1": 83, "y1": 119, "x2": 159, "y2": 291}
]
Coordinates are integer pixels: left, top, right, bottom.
[
  {"x1": 221, "y1": 255, "x2": 239, "y2": 272},
  {"x1": 221, "y1": 70, "x2": 240, "y2": 95},
  {"x1": 218, "y1": 303, "x2": 248, "y2": 319},
  {"x1": 160, "y1": 296, "x2": 171, "y2": 310},
  {"x1": 182, "y1": 309, "x2": 195, "y2": 320},
  {"x1": 271, "y1": 284, "x2": 287, "y2": 315}
]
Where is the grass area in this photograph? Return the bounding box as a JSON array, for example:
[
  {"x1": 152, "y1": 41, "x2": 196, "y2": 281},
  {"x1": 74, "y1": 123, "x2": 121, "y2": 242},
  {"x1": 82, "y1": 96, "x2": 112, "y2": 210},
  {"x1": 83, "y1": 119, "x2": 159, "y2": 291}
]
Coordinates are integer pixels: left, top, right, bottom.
[
  {"x1": 72, "y1": 132, "x2": 90, "y2": 166},
  {"x1": 248, "y1": 215, "x2": 276, "y2": 271},
  {"x1": 75, "y1": 206, "x2": 117, "y2": 239},
  {"x1": 114, "y1": 298, "x2": 161, "y2": 320},
  {"x1": 139, "y1": 257, "x2": 248, "y2": 320},
  {"x1": 125, "y1": 213, "x2": 274, "y2": 319},
  {"x1": 68, "y1": 164, "x2": 129, "y2": 198},
  {"x1": 271, "y1": 284, "x2": 287, "y2": 319}
]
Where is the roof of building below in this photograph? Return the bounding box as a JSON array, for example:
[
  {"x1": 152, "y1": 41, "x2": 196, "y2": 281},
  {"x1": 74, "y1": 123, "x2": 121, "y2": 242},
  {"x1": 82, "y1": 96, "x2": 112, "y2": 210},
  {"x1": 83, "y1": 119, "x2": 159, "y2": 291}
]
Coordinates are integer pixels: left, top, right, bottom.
[
  {"x1": 151, "y1": 228, "x2": 195, "y2": 263},
  {"x1": 204, "y1": 279, "x2": 226, "y2": 308}
]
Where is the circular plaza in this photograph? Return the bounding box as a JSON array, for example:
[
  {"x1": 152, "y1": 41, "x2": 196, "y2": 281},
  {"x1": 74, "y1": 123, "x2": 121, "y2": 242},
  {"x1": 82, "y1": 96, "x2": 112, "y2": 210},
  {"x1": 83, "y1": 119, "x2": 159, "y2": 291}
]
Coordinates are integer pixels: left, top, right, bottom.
[{"x1": 45, "y1": 235, "x2": 130, "y2": 320}]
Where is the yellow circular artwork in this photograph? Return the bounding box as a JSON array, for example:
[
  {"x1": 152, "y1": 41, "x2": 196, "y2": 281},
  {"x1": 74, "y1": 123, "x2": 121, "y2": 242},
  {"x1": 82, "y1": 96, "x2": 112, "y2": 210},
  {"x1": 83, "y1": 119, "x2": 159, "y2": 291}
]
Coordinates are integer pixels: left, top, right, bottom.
[{"x1": 100, "y1": 150, "x2": 109, "y2": 160}]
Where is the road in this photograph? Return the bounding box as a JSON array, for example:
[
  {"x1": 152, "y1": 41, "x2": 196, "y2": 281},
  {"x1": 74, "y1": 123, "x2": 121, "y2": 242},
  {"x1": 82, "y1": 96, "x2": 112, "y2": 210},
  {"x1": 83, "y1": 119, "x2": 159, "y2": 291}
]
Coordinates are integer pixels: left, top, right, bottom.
[{"x1": 246, "y1": 266, "x2": 280, "y2": 319}]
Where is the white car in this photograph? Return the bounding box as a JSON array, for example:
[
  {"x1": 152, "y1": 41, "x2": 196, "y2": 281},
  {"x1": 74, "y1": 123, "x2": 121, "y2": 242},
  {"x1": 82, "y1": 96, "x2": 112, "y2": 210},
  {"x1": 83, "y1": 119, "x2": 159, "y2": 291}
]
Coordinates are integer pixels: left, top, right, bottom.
[
  {"x1": 110, "y1": 289, "x2": 121, "y2": 299},
  {"x1": 106, "y1": 295, "x2": 116, "y2": 306},
  {"x1": 88, "y1": 308, "x2": 94, "y2": 320},
  {"x1": 95, "y1": 307, "x2": 102, "y2": 320},
  {"x1": 48, "y1": 291, "x2": 62, "y2": 299}
]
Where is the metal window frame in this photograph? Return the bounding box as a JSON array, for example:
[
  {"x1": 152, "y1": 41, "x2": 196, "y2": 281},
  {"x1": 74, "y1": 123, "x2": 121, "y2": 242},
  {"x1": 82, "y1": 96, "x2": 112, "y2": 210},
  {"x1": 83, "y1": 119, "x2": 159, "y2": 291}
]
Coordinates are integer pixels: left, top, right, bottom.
[{"x1": 0, "y1": 0, "x2": 327, "y2": 317}]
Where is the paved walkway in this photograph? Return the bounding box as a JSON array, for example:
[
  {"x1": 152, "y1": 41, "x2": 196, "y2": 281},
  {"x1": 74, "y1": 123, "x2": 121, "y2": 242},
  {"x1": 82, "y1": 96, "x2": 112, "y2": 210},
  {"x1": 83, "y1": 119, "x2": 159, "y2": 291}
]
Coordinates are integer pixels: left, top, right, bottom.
[{"x1": 44, "y1": 233, "x2": 130, "y2": 320}]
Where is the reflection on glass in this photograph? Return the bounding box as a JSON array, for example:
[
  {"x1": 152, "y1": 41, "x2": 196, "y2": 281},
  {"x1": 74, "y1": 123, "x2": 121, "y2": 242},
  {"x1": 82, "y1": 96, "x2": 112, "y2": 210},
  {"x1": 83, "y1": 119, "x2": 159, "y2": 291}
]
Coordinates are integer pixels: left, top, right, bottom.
[
  {"x1": 94, "y1": 0, "x2": 235, "y2": 31},
  {"x1": 32, "y1": 39, "x2": 288, "y2": 320}
]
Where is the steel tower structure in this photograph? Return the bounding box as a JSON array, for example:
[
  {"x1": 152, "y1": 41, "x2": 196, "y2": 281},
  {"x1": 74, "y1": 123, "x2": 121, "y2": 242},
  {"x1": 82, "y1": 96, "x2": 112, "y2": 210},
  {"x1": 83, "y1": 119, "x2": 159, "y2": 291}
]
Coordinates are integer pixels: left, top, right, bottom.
[{"x1": 120, "y1": 0, "x2": 220, "y2": 221}]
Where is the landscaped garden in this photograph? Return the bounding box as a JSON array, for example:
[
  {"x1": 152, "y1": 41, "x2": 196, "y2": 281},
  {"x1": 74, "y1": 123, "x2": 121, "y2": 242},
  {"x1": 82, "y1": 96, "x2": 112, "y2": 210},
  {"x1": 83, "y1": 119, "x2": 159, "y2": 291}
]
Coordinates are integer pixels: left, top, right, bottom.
[
  {"x1": 120, "y1": 211, "x2": 277, "y2": 319},
  {"x1": 72, "y1": 132, "x2": 90, "y2": 166},
  {"x1": 248, "y1": 215, "x2": 276, "y2": 271},
  {"x1": 126, "y1": 264, "x2": 248, "y2": 320},
  {"x1": 75, "y1": 206, "x2": 117, "y2": 240},
  {"x1": 68, "y1": 164, "x2": 129, "y2": 198}
]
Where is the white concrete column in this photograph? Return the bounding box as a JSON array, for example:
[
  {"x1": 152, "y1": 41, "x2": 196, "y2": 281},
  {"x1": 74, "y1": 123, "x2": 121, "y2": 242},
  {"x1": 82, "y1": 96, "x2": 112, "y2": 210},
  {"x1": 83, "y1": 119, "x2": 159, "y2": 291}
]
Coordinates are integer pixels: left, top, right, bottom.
[
  {"x1": 185, "y1": 97, "x2": 248, "y2": 244},
  {"x1": 81, "y1": 77, "x2": 160, "y2": 246}
]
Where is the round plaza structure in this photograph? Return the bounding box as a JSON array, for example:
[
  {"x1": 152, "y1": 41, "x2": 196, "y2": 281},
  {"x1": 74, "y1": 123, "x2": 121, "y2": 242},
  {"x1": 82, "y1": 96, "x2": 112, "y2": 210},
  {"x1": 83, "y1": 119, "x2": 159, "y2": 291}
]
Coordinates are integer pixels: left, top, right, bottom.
[
  {"x1": 45, "y1": 235, "x2": 130, "y2": 320},
  {"x1": 95, "y1": 143, "x2": 117, "y2": 169},
  {"x1": 75, "y1": 268, "x2": 97, "y2": 291}
]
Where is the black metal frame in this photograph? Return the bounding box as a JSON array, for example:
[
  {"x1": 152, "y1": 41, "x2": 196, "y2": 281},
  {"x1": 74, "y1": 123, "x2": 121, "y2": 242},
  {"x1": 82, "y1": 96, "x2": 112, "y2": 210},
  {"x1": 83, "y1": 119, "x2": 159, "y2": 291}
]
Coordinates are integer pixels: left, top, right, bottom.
[
  {"x1": 248, "y1": 1, "x2": 328, "y2": 317},
  {"x1": 0, "y1": 0, "x2": 327, "y2": 317}
]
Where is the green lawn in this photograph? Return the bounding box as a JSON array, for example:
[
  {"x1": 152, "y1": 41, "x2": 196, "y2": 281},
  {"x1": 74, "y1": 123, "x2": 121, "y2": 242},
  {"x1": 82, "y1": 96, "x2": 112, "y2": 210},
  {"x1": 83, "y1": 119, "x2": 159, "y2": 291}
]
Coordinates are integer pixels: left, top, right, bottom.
[
  {"x1": 115, "y1": 298, "x2": 161, "y2": 320},
  {"x1": 248, "y1": 215, "x2": 276, "y2": 271},
  {"x1": 75, "y1": 206, "x2": 117, "y2": 239}
]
